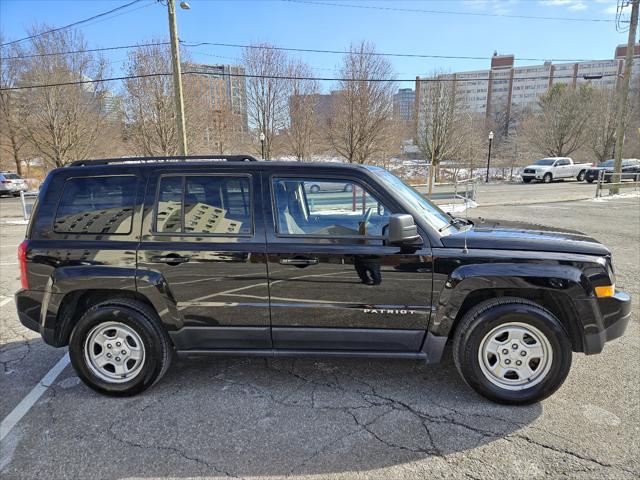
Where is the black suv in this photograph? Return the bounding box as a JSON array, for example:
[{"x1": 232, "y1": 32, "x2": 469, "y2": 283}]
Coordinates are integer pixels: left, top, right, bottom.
[{"x1": 15, "y1": 156, "x2": 631, "y2": 404}]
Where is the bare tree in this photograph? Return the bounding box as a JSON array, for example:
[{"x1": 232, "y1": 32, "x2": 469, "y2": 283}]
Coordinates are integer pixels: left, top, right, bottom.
[
  {"x1": 285, "y1": 60, "x2": 320, "y2": 161},
  {"x1": 123, "y1": 42, "x2": 177, "y2": 156},
  {"x1": 243, "y1": 43, "x2": 290, "y2": 159},
  {"x1": 328, "y1": 41, "x2": 395, "y2": 164},
  {"x1": 0, "y1": 39, "x2": 28, "y2": 175},
  {"x1": 586, "y1": 88, "x2": 618, "y2": 162},
  {"x1": 416, "y1": 74, "x2": 466, "y2": 194},
  {"x1": 523, "y1": 84, "x2": 591, "y2": 158},
  {"x1": 19, "y1": 26, "x2": 108, "y2": 167}
]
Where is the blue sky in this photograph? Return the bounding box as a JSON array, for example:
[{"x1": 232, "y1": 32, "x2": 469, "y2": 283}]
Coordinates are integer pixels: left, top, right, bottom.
[{"x1": 0, "y1": 0, "x2": 633, "y2": 92}]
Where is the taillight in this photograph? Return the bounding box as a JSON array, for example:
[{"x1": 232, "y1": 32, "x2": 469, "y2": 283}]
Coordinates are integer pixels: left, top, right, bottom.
[{"x1": 18, "y1": 240, "x2": 29, "y2": 289}]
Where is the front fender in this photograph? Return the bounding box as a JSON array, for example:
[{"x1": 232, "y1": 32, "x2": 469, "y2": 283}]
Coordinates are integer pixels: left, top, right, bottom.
[{"x1": 428, "y1": 262, "x2": 587, "y2": 339}]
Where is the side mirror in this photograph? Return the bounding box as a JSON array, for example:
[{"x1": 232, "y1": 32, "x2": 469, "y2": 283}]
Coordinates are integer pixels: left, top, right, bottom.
[{"x1": 387, "y1": 214, "x2": 422, "y2": 246}]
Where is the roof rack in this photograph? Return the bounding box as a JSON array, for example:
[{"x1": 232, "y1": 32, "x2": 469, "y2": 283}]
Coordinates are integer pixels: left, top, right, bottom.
[{"x1": 69, "y1": 155, "x2": 259, "y2": 167}]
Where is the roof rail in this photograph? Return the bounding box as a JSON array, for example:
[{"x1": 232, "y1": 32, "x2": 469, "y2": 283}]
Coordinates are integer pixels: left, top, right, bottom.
[{"x1": 68, "y1": 155, "x2": 259, "y2": 167}]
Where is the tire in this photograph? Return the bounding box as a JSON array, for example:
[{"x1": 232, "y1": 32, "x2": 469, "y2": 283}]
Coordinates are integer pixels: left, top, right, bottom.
[
  {"x1": 522, "y1": 178, "x2": 532, "y2": 183},
  {"x1": 543, "y1": 173, "x2": 552, "y2": 183},
  {"x1": 576, "y1": 171, "x2": 586, "y2": 182},
  {"x1": 309, "y1": 185, "x2": 320, "y2": 193},
  {"x1": 69, "y1": 298, "x2": 173, "y2": 396},
  {"x1": 586, "y1": 178, "x2": 595, "y2": 184},
  {"x1": 453, "y1": 297, "x2": 572, "y2": 405}
]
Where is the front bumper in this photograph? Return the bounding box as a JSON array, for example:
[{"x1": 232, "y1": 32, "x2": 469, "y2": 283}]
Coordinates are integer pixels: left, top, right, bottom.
[
  {"x1": 580, "y1": 290, "x2": 632, "y2": 354},
  {"x1": 522, "y1": 172, "x2": 544, "y2": 180}
]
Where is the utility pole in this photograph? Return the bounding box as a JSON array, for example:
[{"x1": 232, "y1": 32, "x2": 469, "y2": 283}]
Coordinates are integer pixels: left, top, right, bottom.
[
  {"x1": 612, "y1": 0, "x2": 638, "y2": 194},
  {"x1": 167, "y1": 0, "x2": 188, "y2": 156}
]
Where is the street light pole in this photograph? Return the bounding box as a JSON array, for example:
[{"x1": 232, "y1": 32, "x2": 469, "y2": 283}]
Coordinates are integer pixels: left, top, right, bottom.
[
  {"x1": 485, "y1": 131, "x2": 494, "y2": 183},
  {"x1": 259, "y1": 132, "x2": 266, "y2": 160},
  {"x1": 167, "y1": 0, "x2": 189, "y2": 156}
]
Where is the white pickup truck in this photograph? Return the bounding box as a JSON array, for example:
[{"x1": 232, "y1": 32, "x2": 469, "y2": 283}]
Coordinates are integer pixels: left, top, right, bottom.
[{"x1": 521, "y1": 157, "x2": 592, "y2": 183}]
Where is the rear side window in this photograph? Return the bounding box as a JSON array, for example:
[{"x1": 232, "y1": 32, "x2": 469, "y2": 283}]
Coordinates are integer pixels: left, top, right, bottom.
[
  {"x1": 54, "y1": 176, "x2": 137, "y2": 234},
  {"x1": 155, "y1": 175, "x2": 252, "y2": 235}
]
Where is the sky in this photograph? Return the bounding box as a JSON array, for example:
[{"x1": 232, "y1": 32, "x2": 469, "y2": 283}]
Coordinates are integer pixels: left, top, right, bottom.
[{"x1": 0, "y1": 0, "x2": 635, "y2": 92}]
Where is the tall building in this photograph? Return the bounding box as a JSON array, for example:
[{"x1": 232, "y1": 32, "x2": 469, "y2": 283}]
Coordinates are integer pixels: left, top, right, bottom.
[
  {"x1": 415, "y1": 43, "x2": 640, "y2": 128},
  {"x1": 393, "y1": 88, "x2": 415, "y2": 122},
  {"x1": 183, "y1": 63, "x2": 248, "y2": 132}
]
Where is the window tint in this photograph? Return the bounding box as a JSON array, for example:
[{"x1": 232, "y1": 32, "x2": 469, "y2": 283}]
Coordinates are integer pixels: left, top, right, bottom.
[
  {"x1": 155, "y1": 175, "x2": 252, "y2": 235},
  {"x1": 54, "y1": 176, "x2": 137, "y2": 234},
  {"x1": 274, "y1": 178, "x2": 389, "y2": 237}
]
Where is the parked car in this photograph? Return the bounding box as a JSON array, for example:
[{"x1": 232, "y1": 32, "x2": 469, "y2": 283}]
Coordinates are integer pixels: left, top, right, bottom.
[
  {"x1": 521, "y1": 157, "x2": 592, "y2": 183},
  {"x1": 16, "y1": 155, "x2": 630, "y2": 404},
  {"x1": 305, "y1": 181, "x2": 353, "y2": 193},
  {"x1": 584, "y1": 159, "x2": 640, "y2": 183},
  {"x1": 0, "y1": 172, "x2": 28, "y2": 196}
]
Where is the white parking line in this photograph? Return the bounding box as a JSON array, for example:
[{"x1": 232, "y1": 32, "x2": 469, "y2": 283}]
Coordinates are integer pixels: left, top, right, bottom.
[
  {"x1": 0, "y1": 353, "x2": 70, "y2": 442},
  {"x1": 0, "y1": 262, "x2": 18, "y2": 266},
  {"x1": 0, "y1": 297, "x2": 12, "y2": 307}
]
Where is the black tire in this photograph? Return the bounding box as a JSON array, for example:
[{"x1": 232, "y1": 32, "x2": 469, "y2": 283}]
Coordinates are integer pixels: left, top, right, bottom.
[
  {"x1": 576, "y1": 170, "x2": 586, "y2": 182},
  {"x1": 69, "y1": 298, "x2": 173, "y2": 396},
  {"x1": 543, "y1": 173, "x2": 552, "y2": 183},
  {"x1": 522, "y1": 178, "x2": 532, "y2": 183},
  {"x1": 309, "y1": 184, "x2": 320, "y2": 193},
  {"x1": 453, "y1": 297, "x2": 572, "y2": 405},
  {"x1": 586, "y1": 178, "x2": 595, "y2": 184}
]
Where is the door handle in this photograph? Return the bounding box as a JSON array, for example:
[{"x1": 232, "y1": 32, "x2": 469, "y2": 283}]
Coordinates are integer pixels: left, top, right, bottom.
[
  {"x1": 150, "y1": 254, "x2": 190, "y2": 265},
  {"x1": 279, "y1": 258, "x2": 319, "y2": 266}
]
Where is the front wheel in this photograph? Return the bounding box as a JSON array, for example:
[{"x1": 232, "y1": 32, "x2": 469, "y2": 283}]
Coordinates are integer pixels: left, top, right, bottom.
[
  {"x1": 69, "y1": 298, "x2": 173, "y2": 396},
  {"x1": 543, "y1": 173, "x2": 552, "y2": 183},
  {"x1": 453, "y1": 297, "x2": 572, "y2": 404},
  {"x1": 522, "y1": 178, "x2": 532, "y2": 183}
]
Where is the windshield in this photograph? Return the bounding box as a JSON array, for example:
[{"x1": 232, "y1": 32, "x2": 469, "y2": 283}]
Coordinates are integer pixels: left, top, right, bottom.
[
  {"x1": 600, "y1": 160, "x2": 615, "y2": 167},
  {"x1": 534, "y1": 159, "x2": 556, "y2": 166},
  {"x1": 367, "y1": 167, "x2": 454, "y2": 232},
  {"x1": 2, "y1": 173, "x2": 20, "y2": 179}
]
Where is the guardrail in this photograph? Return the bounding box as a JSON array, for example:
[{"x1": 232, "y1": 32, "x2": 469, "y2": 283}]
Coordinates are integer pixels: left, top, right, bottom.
[{"x1": 595, "y1": 171, "x2": 640, "y2": 197}]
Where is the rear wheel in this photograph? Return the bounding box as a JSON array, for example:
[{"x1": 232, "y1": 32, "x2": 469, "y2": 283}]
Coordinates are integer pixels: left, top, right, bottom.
[
  {"x1": 576, "y1": 171, "x2": 586, "y2": 182},
  {"x1": 543, "y1": 173, "x2": 553, "y2": 183},
  {"x1": 522, "y1": 178, "x2": 532, "y2": 183},
  {"x1": 453, "y1": 297, "x2": 572, "y2": 404},
  {"x1": 69, "y1": 298, "x2": 173, "y2": 396}
]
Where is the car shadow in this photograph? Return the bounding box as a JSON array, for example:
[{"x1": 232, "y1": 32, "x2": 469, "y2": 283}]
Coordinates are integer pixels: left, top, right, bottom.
[{"x1": 2, "y1": 341, "x2": 543, "y2": 478}]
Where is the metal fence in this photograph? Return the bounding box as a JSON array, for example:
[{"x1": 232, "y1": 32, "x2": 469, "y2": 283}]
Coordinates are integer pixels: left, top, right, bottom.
[{"x1": 595, "y1": 171, "x2": 640, "y2": 197}]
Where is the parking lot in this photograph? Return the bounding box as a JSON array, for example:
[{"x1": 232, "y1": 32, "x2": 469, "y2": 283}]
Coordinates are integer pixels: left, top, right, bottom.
[{"x1": 1, "y1": 191, "x2": 638, "y2": 479}]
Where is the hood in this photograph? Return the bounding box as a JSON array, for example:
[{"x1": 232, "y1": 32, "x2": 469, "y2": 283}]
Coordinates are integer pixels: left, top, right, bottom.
[
  {"x1": 587, "y1": 166, "x2": 612, "y2": 172},
  {"x1": 440, "y1": 218, "x2": 610, "y2": 256}
]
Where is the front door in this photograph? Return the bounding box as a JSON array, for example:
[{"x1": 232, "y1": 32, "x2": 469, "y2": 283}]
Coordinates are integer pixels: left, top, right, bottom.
[
  {"x1": 137, "y1": 170, "x2": 271, "y2": 351},
  {"x1": 264, "y1": 175, "x2": 433, "y2": 352}
]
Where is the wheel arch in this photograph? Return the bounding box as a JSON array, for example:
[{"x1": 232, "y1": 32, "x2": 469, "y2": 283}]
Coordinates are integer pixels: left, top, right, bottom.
[{"x1": 428, "y1": 263, "x2": 589, "y2": 354}]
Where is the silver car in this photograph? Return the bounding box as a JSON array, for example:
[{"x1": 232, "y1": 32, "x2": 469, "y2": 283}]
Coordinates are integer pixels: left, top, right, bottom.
[{"x1": 0, "y1": 172, "x2": 28, "y2": 196}]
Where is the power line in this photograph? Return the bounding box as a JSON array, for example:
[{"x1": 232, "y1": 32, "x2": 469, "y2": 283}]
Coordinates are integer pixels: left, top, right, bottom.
[
  {"x1": 0, "y1": 70, "x2": 619, "y2": 92},
  {"x1": 1, "y1": 0, "x2": 146, "y2": 47},
  {"x1": 184, "y1": 41, "x2": 593, "y2": 63},
  {"x1": 282, "y1": 0, "x2": 615, "y2": 23},
  {"x1": 3, "y1": 42, "x2": 170, "y2": 60},
  {"x1": 3, "y1": 40, "x2": 593, "y2": 64}
]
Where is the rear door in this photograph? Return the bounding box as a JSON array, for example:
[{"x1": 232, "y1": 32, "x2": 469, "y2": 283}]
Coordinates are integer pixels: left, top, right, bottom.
[
  {"x1": 137, "y1": 168, "x2": 271, "y2": 351},
  {"x1": 263, "y1": 173, "x2": 433, "y2": 352}
]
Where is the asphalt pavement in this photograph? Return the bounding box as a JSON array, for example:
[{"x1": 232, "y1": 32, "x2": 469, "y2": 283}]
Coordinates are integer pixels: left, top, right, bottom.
[{"x1": 0, "y1": 188, "x2": 638, "y2": 479}]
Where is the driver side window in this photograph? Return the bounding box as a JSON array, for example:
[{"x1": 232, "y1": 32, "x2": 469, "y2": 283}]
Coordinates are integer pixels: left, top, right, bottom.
[{"x1": 273, "y1": 178, "x2": 390, "y2": 237}]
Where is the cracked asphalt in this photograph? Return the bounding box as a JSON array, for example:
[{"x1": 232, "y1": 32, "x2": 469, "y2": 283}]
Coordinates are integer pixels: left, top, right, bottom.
[{"x1": 1, "y1": 192, "x2": 638, "y2": 479}]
